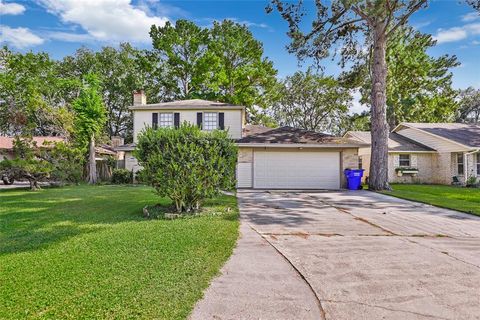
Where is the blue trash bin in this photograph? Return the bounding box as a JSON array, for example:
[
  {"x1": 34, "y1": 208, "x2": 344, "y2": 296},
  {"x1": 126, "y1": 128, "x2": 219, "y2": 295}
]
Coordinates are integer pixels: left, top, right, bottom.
[{"x1": 344, "y1": 169, "x2": 364, "y2": 190}]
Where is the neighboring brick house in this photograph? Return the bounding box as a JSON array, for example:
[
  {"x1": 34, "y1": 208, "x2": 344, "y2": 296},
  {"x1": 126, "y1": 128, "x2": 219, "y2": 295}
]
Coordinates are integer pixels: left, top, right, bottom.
[
  {"x1": 345, "y1": 123, "x2": 480, "y2": 185},
  {"x1": 117, "y1": 91, "x2": 366, "y2": 189}
]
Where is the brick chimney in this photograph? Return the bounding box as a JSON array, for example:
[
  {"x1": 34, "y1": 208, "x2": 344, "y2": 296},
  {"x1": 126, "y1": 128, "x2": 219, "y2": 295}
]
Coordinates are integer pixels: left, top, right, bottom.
[{"x1": 133, "y1": 90, "x2": 146, "y2": 105}]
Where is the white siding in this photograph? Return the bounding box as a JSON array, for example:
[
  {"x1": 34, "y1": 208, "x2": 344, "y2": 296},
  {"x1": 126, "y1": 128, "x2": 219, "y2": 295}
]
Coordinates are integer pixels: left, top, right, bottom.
[
  {"x1": 253, "y1": 150, "x2": 340, "y2": 189},
  {"x1": 396, "y1": 128, "x2": 468, "y2": 152},
  {"x1": 124, "y1": 151, "x2": 142, "y2": 173},
  {"x1": 133, "y1": 109, "x2": 242, "y2": 142},
  {"x1": 236, "y1": 163, "x2": 252, "y2": 188}
]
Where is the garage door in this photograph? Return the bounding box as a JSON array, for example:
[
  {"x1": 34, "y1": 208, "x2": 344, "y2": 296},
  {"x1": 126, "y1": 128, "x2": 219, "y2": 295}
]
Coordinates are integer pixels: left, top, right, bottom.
[{"x1": 253, "y1": 150, "x2": 340, "y2": 189}]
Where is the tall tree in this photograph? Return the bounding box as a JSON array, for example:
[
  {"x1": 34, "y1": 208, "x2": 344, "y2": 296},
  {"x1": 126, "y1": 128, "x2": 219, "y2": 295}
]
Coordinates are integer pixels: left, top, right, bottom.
[
  {"x1": 72, "y1": 73, "x2": 107, "y2": 184},
  {"x1": 150, "y1": 20, "x2": 209, "y2": 99},
  {"x1": 342, "y1": 27, "x2": 459, "y2": 128},
  {"x1": 456, "y1": 87, "x2": 480, "y2": 123},
  {"x1": 206, "y1": 20, "x2": 278, "y2": 109},
  {"x1": 268, "y1": 0, "x2": 427, "y2": 190},
  {"x1": 272, "y1": 71, "x2": 351, "y2": 134},
  {"x1": 60, "y1": 44, "x2": 161, "y2": 142},
  {"x1": 0, "y1": 46, "x2": 79, "y2": 136}
]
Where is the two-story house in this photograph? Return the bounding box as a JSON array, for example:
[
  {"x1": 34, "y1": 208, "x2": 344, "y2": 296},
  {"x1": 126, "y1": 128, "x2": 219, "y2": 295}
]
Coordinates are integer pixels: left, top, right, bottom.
[
  {"x1": 345, "y1": 123, "x2": 480, "y2": 185},
  {"x1": 117, "y1": 91, "x2": 366, "y2": 189}
]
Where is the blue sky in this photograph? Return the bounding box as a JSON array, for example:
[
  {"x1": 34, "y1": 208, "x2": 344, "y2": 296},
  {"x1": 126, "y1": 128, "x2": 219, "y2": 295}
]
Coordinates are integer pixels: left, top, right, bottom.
[{"x1": 1, "y1": 0, "x2": 479, "y2": 95}]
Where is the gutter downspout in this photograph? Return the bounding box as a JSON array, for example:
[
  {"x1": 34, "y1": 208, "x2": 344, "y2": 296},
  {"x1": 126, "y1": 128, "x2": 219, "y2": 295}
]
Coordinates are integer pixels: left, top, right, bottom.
[{"x1": 464, "y1": 149, "x2": 480, "y2": 182}]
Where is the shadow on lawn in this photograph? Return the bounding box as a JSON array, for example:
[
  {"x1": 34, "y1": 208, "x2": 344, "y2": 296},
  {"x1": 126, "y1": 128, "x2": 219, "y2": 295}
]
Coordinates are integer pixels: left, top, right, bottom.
[{"x1": 0, "y1": 186, "x2": 155, "y2": 255}]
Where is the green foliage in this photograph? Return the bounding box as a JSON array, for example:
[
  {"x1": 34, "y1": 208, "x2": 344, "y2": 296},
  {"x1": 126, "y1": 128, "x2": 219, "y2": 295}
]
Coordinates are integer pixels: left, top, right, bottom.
[
  {"x1": 0, "y1": 137, "x2": 53, "y2": 190},
  {"x1": 456, "y1": 87, "x2": 480, "y2": 123},
  {"x1": 205, "y1": 20, "x2": 278, "y2": 109},
  {"x1": 384, "y1": 184, "x2": 480, "y2": 216},
  {"x1": 135, "y1": 124, "x2": 237, "y2": 213},
  {"x1": 342, "y1": 111, "x2": 371, "y2": 133},
  {"x1": 40, "y1": 142, "x2": 85, "y2": 183},
  {"x1": 342, "y1": 27, "x2": 459, "y2": 128},
  {"x1": 149, "y1": 19, "x2": 278, "y2": 113},
  {"x1": 72, "y1": 73, "x2": 107, "y2": 146},
  {"x1": 0, "y1": 46, "x2": 79, "y2": 136},
  {"x1": 60, "y1": 44, "x2": 157, "y2": 141},
  {"x1": 111, "y1": 168, "x2": 133, "y2": 184},
  {"x1": 272, "y1": 70, "x2": 352, "y2": 134},
  {"x1": 150, "y1": 20, "x2": 209, "y2": 99}
]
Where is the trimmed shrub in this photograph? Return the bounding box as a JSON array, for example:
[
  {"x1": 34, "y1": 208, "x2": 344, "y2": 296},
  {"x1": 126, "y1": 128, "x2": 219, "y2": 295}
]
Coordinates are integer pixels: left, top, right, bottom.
[
  {"x1": 135, "y1": 124, "x2": 237, "y2": 213},
  {"x1": 111, "y1": 169, "x2": 133, "y2": 184}
]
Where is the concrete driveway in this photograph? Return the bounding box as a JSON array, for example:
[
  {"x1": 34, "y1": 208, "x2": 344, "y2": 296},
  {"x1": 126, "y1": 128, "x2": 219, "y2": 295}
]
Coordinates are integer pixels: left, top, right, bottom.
[{"x1": 191, "y1": 190, "x2": 480, "y2": 320}]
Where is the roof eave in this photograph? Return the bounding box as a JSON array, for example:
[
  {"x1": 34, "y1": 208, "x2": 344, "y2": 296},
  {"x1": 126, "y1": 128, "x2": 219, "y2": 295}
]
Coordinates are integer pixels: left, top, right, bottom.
[
  {"x1": 395, "y1": 123, "x2": 472, "y2": 150},
  {"x1": 128, "y1": 105, "x2": 246, "y2": 111},
  {"x1": 236, "y1": 143, "x2": 367, "y2": 148}
]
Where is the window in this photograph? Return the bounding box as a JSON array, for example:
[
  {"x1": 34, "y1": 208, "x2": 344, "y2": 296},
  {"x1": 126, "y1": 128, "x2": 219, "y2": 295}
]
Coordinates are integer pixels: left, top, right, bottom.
[
  {"x1": 476, "y1": 153, "x2": 480, "y2": 175},
  {"x1": 203, "y1": 112, "x2": 218, "y2": 131},
  {"x1": 457, "y1": 153, "x2": 464, "y2": 175},
  {"x1": 358, "y1": 156, "x2": 363, "y2": 169},
  {"x1": 159, "y1": 113, "x2": 173, "y2": 128},
  {"x1": 399, "y1": 154, "x2": 410, "y2": 167}
]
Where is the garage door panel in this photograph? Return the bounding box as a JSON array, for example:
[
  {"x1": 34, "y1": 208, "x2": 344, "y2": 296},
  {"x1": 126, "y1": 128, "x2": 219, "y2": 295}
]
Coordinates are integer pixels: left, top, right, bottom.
[{"x1": 253, "y1": 151, "x2": 340, "y2": 189}]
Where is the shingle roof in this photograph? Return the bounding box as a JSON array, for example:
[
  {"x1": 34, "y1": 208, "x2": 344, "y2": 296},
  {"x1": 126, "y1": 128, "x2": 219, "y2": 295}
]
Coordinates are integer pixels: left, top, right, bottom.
[
  {"x1": 400, "y1": 123, "x2": 480, "y2": 147},
  {"x1": 115, "y1": 143, "x2": 136, "y2": 151},
  {"x1": 346, "y1": 131, "x2": 435, "y2": 152},
  {"x1": 242, "y1": 124, "x2": 275, "y2": 136},
  {"x1": 129, "y1": 99, "x2": 245, "y2": 110},
  {"x1": 237, "y1": 126, "x2": 366, "y2": 146}
]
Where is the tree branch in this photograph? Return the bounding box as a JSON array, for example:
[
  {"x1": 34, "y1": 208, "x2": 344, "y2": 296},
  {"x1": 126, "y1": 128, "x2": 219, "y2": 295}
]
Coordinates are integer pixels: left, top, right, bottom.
[{"x1": 387, "y1": 0, "x2": 427, "y2": 38}]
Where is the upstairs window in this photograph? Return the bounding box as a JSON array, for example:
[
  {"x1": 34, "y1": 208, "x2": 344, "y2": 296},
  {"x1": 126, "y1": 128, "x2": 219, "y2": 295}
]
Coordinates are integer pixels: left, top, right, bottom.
[
  {"x1": 399, "y1": 154, "x2": 411, "y2": 167},
  {"x1": 457, "y1": 153, "x2": 464, "y2": 175},
  {"x1": 203, "y1": 112, "x2": 218, "y2": 131},
  {"x1": 159, "y1": 113, "x2": 174, "y2": 128}
]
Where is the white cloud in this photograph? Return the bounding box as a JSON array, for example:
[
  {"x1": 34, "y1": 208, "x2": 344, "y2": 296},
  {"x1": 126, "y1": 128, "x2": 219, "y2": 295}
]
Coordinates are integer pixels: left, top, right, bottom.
[
  {"x1": 349, "y1": 90, "x2": 368, "y2": 115},
  {"x1": 36, "y1": 0, "x2": 168, "y2": 43},
  {"x1": 472, "y1": 40, "x2": 480, "y2": 45},
  {"x1": 47, "y1": 31, "x2": 94, "y2": 43},
  {"x1": 466, "y1": 23, "x2": 480, "y2": 35},
  {"x1": 434, "y1": 27, "x2": 468, "y2": 44},
  {"x1": 0, "y1": 1, "x2": 25, "y2": 15},
  {"x1": 462, "y1": 12, "x2": 479, "y2": 22},
  {"x1": 0, "y1": 25, "x2": 44, "y2": 48}
]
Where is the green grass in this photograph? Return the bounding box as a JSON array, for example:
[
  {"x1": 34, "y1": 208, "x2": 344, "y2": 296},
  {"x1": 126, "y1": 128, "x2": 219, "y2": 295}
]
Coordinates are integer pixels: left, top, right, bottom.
[
  {"x1": 381, "y1": 184, "x2": 480, "y2": 216},
  {"x1": 0, "y1": 185, "x2": 239, "y2": 319}
]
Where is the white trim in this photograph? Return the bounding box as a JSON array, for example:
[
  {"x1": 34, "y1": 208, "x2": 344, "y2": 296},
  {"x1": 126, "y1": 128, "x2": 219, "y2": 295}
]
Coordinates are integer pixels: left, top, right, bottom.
[{"x1": 393, "y1": 123, "x2": 472, "y2": 150}]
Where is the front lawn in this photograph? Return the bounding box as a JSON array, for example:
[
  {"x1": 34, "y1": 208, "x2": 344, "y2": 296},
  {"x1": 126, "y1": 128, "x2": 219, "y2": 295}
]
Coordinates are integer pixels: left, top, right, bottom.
[
  {"x1": 0, "y1": 185, "x2": 239, "y2": 319},
  {"x1": 381, "y1": 184, "x2": 480, "y2": 216}
]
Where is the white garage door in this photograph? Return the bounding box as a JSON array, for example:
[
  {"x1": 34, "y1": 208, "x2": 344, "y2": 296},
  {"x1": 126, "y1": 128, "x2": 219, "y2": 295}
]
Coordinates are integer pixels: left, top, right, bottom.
[{"x1": 253, "y1": 150, "x2": 340, "y2": 189}]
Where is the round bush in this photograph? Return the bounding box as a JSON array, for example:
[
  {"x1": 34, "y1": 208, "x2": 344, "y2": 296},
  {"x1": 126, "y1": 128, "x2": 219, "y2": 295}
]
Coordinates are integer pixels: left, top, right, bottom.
[{"x1": 111, "y1": 169, "x2": 133, "y2": 184}]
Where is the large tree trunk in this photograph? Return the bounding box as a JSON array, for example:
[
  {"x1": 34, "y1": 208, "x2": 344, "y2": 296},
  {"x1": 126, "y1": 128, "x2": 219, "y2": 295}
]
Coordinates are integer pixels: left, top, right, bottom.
[
  {"x1": 88, "y1": 133, "x2": 97, "y2": 184},
  {"x1": 369, "y1": 23, "x2": 391, "y2": 191}
]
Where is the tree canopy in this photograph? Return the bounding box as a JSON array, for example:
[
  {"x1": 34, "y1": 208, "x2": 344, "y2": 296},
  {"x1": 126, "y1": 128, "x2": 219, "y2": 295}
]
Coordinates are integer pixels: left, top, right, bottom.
[
  {"x1": 149, "y1": 19, "x2": 278, "y2": 113},
  {"x1": 342, "y1": 27, "x2": 459, "y2": 128},
  {"x1": 272, "y1": 71, "x2": 352, "y2": 135}
]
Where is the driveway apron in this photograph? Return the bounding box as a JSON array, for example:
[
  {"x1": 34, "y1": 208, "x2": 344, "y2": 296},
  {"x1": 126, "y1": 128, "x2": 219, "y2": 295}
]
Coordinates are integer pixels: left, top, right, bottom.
[{"x1": 192, "y1": 190, "x2": 480, "y2": 320}]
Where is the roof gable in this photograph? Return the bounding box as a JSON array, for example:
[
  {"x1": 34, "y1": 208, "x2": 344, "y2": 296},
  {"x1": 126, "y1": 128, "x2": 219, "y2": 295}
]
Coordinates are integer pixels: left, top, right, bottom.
[
  {"x1": 395, "y1": 123, "x2": 480, "y2": 148},
  {"x1": 344, "y1": 131, "x2": 435, "y2": 152}
]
